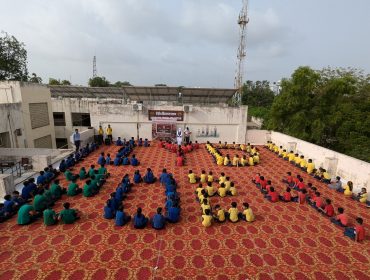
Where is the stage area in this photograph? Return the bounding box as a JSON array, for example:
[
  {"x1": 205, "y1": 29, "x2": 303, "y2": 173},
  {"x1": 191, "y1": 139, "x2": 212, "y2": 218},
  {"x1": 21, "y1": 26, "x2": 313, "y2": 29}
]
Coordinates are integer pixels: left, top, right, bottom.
[{"x1": 0, "y1": 144, "x2": 369, "y2": 280}]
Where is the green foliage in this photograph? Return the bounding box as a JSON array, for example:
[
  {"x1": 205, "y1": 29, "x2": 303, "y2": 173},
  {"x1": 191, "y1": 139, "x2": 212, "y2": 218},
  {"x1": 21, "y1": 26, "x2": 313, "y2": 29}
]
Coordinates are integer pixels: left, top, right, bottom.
[
  {"x1": 241, "y1": 80, "x2": 275, "y2": 108},
  {"x1": 113, "y1": 81, "x2": 132, "y2": 87},
  {"x1": 0, "y1": 31, "x2": 28, "y2": 81},
  {"x1": 88, "y1": 76, "x2": 110, "y2": 87},
  {"x1": 29, "y1": 73, "x2": 42, "y2": 84},
  {"x1": 49, "y1": 78, "x2": 71, "y2": 85},
  {"x1": 248, "y1": 107, "x2": 270, "y2": 119},
  {"x1": 265, "y1": 66, "x2": 370, "y2": 162}
]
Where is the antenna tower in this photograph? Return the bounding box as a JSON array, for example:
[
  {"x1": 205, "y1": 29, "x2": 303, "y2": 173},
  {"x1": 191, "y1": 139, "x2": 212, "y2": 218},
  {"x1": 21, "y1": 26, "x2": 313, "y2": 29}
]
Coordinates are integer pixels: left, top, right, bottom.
[
  {"x1": 93, "y1": 56, "x2": 97, "y2": 78},
  {"x1": 234, "y1": 0, "x2": 249, "y2": 104}
]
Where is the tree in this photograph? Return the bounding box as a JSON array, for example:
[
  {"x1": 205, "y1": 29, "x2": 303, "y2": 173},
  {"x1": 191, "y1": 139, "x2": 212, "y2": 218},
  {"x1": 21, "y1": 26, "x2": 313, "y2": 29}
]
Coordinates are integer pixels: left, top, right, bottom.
[
  {"x1": 49, "y1": 78, "x2": 71, "y2": 85},
  {"x1": 61, "y1": 80, "x2": 71, "y2": 85},
  {"x1": 29, "y1": 72, "x2": 42, "y2": 84},
  {"x1": 88, "y1": 76, "x2": 110, "y2": 87},
  {"x1": 113, "y1": 81, "x2": 132, "y2": 87},
  {"x1": 0, "y1": 31, "x2": 28, "y2": 81}
]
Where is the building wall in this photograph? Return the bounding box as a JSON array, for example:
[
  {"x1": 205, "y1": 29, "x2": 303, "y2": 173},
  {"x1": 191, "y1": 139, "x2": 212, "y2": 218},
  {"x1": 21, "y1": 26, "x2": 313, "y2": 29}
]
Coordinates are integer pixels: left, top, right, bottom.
[{"x1": 52, "y1": 99, "x2": 248, "y2": 145}]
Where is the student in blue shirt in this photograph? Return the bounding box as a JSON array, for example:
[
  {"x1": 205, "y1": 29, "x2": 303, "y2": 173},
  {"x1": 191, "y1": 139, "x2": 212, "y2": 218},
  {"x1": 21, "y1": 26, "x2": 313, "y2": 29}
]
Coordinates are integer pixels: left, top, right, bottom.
[
  {"x1": 36, "y1": 171, "x2": 47, "y2": 185},
  {"x1": 159, "y1": 169, "x2": 169, "y2": 185},
  {"x1": 66, "y1": 155, "x2": 75, "y2": 168},
  {"x1": 44, "y1": 167, "x2": 54, "y2": 182},
  {"x1": 106, "y1": 153, "x2": 112, "y2": 165},
  {"x1": 3, "y1": 195, "x2": 16, "y2": 215},
  {"x1": 133, "y1": 207, "x2": 148, "y2": 229},
  {"x1": 121, "y1": 174, "x2": 132, "y2": 193},
  {"x1": 113, "y1": 156, "x2": 122, "y2": 166},
  {"x1": 115, "y1": 186, "x2": 125, "y2": 202},
  {"x1": 21, "y1": 180, "x2": 36, "y2": 200},
  {"x1": 130, "y1": 155, "x2": 139, "y2": 166},
  {"x1": 74, "y1": 151, "x2": 82, "y2": 162},
  {"x1": 152, "y1": 207, "x2": 166, "y2": 230},
  {"x1": 103, "y1": 199, "x2": 115, "y2": 219},
  {"x1": 122, "y1": 156, "x2": 130, "y2": 165},
  {"x1": 97, "y1": 152, "x2": 106, "y2": 166},
  {"x1": 129, "y1": 137, "x2": 136, "y2": 148},
  {"x1": 166, "y1": 202, "x2": 180, "y2": 223},
  {"x1": 144, "y1": 168, "x2": 156, "y2": 184},
  {"x1": 138, "y1": 138, "x2": 143, "y2": 146},
  {"x1": 144, "y1": 138, "x2": 150, "y2": 147},
  {"x1": 115, "y1": 205, "x2": 131, "y2": 226},
  {"x1": 133, "y1": 170, "x2": 142, "y2": 184},
  {"x1": 116, "y1": 137, "x2": 123, "y2": 146},
  {"x1": 12, "y1": 191, "x2": 27, "y2": 207},
  {"x1": 165, "y1": 184, "x2": 176, "y2": 197},
  {"x1": 59, "y1": 160, "x2": 67, "y2": 173}
]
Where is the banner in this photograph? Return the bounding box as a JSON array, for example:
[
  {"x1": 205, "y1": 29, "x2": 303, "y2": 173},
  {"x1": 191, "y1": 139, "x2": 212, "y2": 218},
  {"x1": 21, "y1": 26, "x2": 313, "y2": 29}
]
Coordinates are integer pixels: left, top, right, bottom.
[{"x1": 148, "y1": 110, "x2": 184, "y2": 121}]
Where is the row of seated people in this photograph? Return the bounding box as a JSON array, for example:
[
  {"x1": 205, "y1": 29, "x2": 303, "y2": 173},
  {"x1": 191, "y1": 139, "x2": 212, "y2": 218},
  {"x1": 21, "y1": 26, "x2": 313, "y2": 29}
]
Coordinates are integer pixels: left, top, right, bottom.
[
  {"x1": 266, "y1": 141, "x2": 370, "y2": 206},
  {"x1": 206, "y1": 143, "x2": 260, "y2": 166},
  {"x1": 254, "y1": 172, "x2": 366, "y2": 242},
  {"x1": 159, "y1": 140, "x2": 200, "y2": 154},
  {"x1": 99, "y1": 152, "x2": 140, "y2": 167},
  {"x1": 216, "y1": 141, "x2": 256, "y2": 153},
  {"x1": 192, "y1": 172, "x2": 238, "y2": 197},
  {"x1": 59, "y1": 142, "x2": 99, "y2": 173},
  {"x1": 116, "y1": 137, "x2": 150, "y2": 147}
]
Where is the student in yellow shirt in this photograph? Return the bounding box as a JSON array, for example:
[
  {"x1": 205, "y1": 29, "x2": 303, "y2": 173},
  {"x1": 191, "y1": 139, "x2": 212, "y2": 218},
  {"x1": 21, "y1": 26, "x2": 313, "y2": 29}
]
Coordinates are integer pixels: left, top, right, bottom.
[
  {"x1": 299, "y1": 156, "x2": 307, "y2": 170},
  {"x1": 306, "y1": 159, "x2": 315, "y2": 174},
  {"x1": 321, "y1": 169, "x2": 331, "y2": 183},
  {"x1": 200, "y1": 170, "x2": 207, "y2": 183},
  {"x1": 213, "y1": 205, "x2": 225, "y2": 222},
  {"x1": 240, "y1": 144, "x2": 246, "y2": 151},
  {"x1": 195, "y1": 183, "x2": 203, "y2": 200},
  {"x1": 278, "y1": 146, "x2": 284, "y2": 157},
  {"x1": 241, "y1": 202, "x2": 255, "y2": 222},
  {"x1": 106, "y1": 124, "x2": 113, "y2": 143},
  {"x1": 223, "y1": 155, "x2": 231, "y2": 166},
  {"x1": 248, "y1": 156, "x2": 254, "y2": 166},
  {"x1": 207, "y1": 171, "x2": 213, "y2": 182},
  {"x1": 232, "y1": 155, "x2": 240, "y2": 166},
  {"x1": 98, "y1": 125, "x2": 104, "y2": 145},
  {"x1": 273, "y1": 145, "x2": 279, "y2": 153},
  {"x1": 206, "y1": 182, "x2": 216, "y2": 197},
  {"x1": 233, "y1": 142, "x2": 239, "y2": 150},
  {"x1": 219, "y1": 173, "x2": 226, "y2": 184},
  {"x1": 217, "y1": 141, "x2": 223, "y2": 149},
  {"x1": 218, "y1": 183, "x2": 227, "y2": 197},
  {"x1": 253, "y1": 154, "x2": 260, "y2": 164},
  {"x1": 216, "y1": 156, "x2": 224, "y2": 166},
  {"x1": 353, "y1": 188, "x2": 368, "y2": 203},
  {"x1": 227, "y1": 202, "x2": 239, "y2": 223},
  {"x1": 251, "y1": 146, "x2": 257, "y2": 154},
  {"x1": 343, "y1": 181, "x2": 353, "y2": 196},
  {"x1": 202, "y1": 209, "x2": 213, "y2": 227},
  {"x1": 201, "y1": 199, "x2": 211, "y2": 214},
  {"x1": 224, "y1": 177, "x2": 231, "y2": 192},
  {"x1": 229, "y1": 182, "x2": 237, "y2": 196},
  {"x1": 294, "y1": 154, "x2": 301, "y2": 166},
  {"x1": 198, "y1": 189, "x2": 206, "y2": 203},
  {"x1": 188, "y1": 170, "x2": 197, "y2": 184},
  {"x1": 288, "y1": 151, "x2": 295, "y2": 162},
  {"x1": 282, "y1": 149, "x2": 288, "y2": 159},
  {"x1": 240, "y1": 155, "x2": 248, "y2": 166}
]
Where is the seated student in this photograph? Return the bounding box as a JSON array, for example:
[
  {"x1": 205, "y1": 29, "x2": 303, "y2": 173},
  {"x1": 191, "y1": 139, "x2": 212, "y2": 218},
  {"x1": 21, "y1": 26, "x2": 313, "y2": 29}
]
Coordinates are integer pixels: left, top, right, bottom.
[
  {"x1": 232, "y1": 155, "x2": 240, "y2": 166},
  {"x1": 331, "y1": 207, "x2": 348, "y2": 227},
  {"x1": 195, "y1": 183, "x2": 204, "y2": 200},
  {"x1": 256, "y1": 176, "x2": 267, "y2": 189},
  {"x1": 67, "y1": 179, "x2": 82, "y2": 196},
  {"x1": 88, "y1": 165, "x2": 96, "y2": 178},
  {"x1": 21, "y1": 179, "x2": 37, "y2": 200},
  {"x1": 218, "y1": 183, "x2": 227, "y2": 197},
  {"x1": 248, "y1": 155, "x2": 254, "y2": 166},
  {"x1": 44, "y1": 167, "x2": 55, "y2": 182},
  {"x1": 133, "y1": 207, "x2": 148, "y2": 229},
  {"x1": 97, "y1": 152, "x2": 106, "y2": 166},
  {"x1": 240, "y1": 155, "x2": 248, "y2": 166},
  {"x1": 287, "y1": 151, "x2": 295, "y2": 163},
  {"x1": 66, "y1": 155, "x2": 75, "y2": 168},
  {"x1": 295, "y1": 178, "x2": 306, "y2": 191},
  {"x1": 59, "y1": 159, "x2": 67, "y2": 173},
  {"x1": 224, "y1": 177, "x2": 231, "y2": 193},
  {"x1": 344, "y1": 217, "x2": 365, "y2": 242},
  {"x1": 98, "y1": 164, "x2": 109, "y2": 177},
  {"x1": 218, "y1": 172, "x2": 226, "y2": 185},
  {"x1": 306, "y1": 159, "x2": 315, "y2": 174},
  {"x1": 43, "y1": 206, "x2": 58, "y2": 226},
  {"x1": 265, "y1": 187, "x2": 279, "y2": 202},
  {"x1": 166, "y1": 202, "x2": 181, "y2": 223},
  {"x1": 228, "y1": 182, "x2": 237, "y2": 196},
  {"x1": 143, "y1": 168, "x2": 156, "y2": 184},
  {"x1": 343, "y1": 181, "x2": 353, "y2": 197},
  {"x1": 282, "y1": 172, "x2": 294, "y2": 187},
  {"x1": 116, "y1": 137, "x2": 123, "y2": 146},
  {"x1": 159, "y1": 169, "x2": 170, "y2": 185},
  {"x1": 199, "y1": 170, "x2": 207, "y2": 183},
  {"x1": 321, "y1": 169, "x2": 331, "y2": 183},
  {"x1": 308, "y1": 192, "x2": 323, "y2": 209},
  {"x1": 137, "y1": 138, "x2": 143, "y2": 147},
  {"x1": 223, "y1": 155, "x2": 231, "y2": 166},
  {"x1": 212, "y1": 205, "x2": 225, "y2": 223},
  {"x1": 130, "y1": 155, "x2": 139, "y2": 166},
  {"x1": 201, "y1": 198, "x2": 211, "y2": 214},
  {"x1": 328, "y1": 176, "x2": 342, "y2": 192},
  {"x1": 103, "y1": 199, "x2": 116, "y2": 219},
  {"x1": 319, "y1": 199, "x2": 335, "y2": 217},
  {"x1": 188, "y1": 170, "x2": 197, "y2": 184},
  {"x1": 241, "y1": 202, "x2": 255, "y2": 222},
  {"x1": 50, "y1": 179, "x2": 66, "y2": 199},
  {"x1": 142, "y1": 138, "x2": 149, "y2": 147},
  {"x1": 281, "y1": 149, "x2": 288, "y2": 159},
  {"x1": 253, "y1": 153, "x2": 260, "y2": 165},
  {"x1": 227, "y1": 202, "x2": 239, "y2": 223},
  {"x1": 12, "y1": 191, "x2": 27, "y2": 207},
  {"x1": 293, "y1": 153, "x2": 301, "y2": 166},
  {"x1": 36, "y1": 171, "x2": 47, "y2": 186},
  {"x1": 3, "y1": 195, "x2": 17, "y2": 216},
  {"x1": 122, "y1": 156, "x2": 130, "y2": 165},
  {"x1": 129, "y1": 137, "x2": 136, "y2": 148},
  {"x1": 201, "y1": 208, "x2": 213, "y2": 227},
  {"x1": 113, "y1": 155, "x2": 122, "y2": 166},
  {"x1": 59, "y1": 202, "x2": 79, "y2": 224},
  {"x1": 251, "y1": 173, "x2": 260, "y2": 185},
  {"x1": 194, "y1": 141, "x2": 199, "y2": 149},
  {"x1": 105, "y1": 153, "x2": 112, "y2": 165},
  {"x1": 279, "y1": 187, "x2": 292, "y2": 202},
  {"x1": 133, "y1": 170, "x2": 143, "y2": 184},
  {"x1": 299, "y1": 156, "x2": 307, "y2": 170},
  {"x1": 83, "y1": 180, "x2": 96, "y2": 197},
  {"x1": 79, "y1": 167, "x2": 88, "y2": 180},
  {"x1": 120, "y1": 174, "x2": 132, "y2": 193},
  {"x1": 207, "y1": 171, "x2": 213, "y2": 183},
  {"x1": 115, "y1": 205, "x2": 131, "y2": 226},
  {"x1": 152, "y1": 207, "x2": 166, "y2": 230},
  {"x1": 33, "y1": 190, "x2": 48, "y2": 213},
  {"x1": 74, "y1": 150, "x2": 82, "y2": 162},
  {"x1": 216, "y1": 155, "x2": 224, "y2": 166},
  {"x1": 64, "y1": 169, "x2": 78, "y2": 182},
  {"x1": 352, "y1": 188, "x2": 368, "y2": 203},
  {"x1": 17, "y1": 204, "x2": 38, "y2": 225},
  {"x1": 292, "y1": 188, "x2": 308, "y2": 204},
  {"x1": 176, "y1": 154, "x2": 184, "y2": 167}
]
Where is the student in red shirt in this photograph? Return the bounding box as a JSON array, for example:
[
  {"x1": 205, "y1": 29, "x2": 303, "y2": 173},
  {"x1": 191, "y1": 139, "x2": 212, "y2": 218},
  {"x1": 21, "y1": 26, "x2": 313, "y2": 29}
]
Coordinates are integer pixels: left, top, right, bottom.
[
  {"x1": 261, "y1": 180, "x2": 271, "y2": 195},
  {"x1": 282, "y1": 172, "x2": 294, "y2": 187},
  {"x1": 279, "y1": 187, "x2": 292, "y2": 202},
  {"x1": 176, "y1": 155, "x2": 184, "y2": 167},
  {"x1": 265, "y1": 187, "x2": 279, "y2": 202},
  {"x1": 252, "y1": 173, "x2": 261, "y2": 184},
  {"x1": 344, "y1": 217, "x2": 365, "y2": 242},
  {"x1": 293, "y1": 175, "x2": 301, "y2": 187},
  {"x1": 194, "y1": 141, "x2": 199, "y2": 149},
  {"x1": 331, "y1": 207, "x2": 348, "y2": 227},
  {"x1": 296, "y1": 178, "x2": 306, "y2": 191},
  {"x1": 308, "y1": 192, "x2": 323, "y2": 209},
  {"x1": 259, "y1": 176, "x2": 267, "y2": 190},
  {"x1": 319, "y1": 199, "x2": 334, "y2": 217}
]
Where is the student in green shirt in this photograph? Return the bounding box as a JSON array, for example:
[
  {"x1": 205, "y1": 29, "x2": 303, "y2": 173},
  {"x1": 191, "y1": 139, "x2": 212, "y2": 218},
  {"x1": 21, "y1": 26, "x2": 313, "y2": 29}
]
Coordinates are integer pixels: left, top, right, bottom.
[
  {"x1": 43, "y1": 206, "x2": 58, "y2": 226},
  {"x1": 59, "y1": 202, "x2": 79, "y2": 224},
  {"x1": 79, "y1": 167, "x2": 87, "y2": 180},
  {"x1": 50, "y1": 179, "x2": 65, "y2": 199},
  {"x1": 64, "y1": 169, "x2": 78, "y2": 181},
  {"x1": 17, "y1": 204, "x2": 38, "y2": 225},
  {"x1": 67, "y1": 179, "x2": 82, "y2": 196},
  {"x1": 98, "y1": 164, "x2": 107, "y2": 175},
  {"x1": 33, "y1": 191, "x2": 48, "y2": 212},
  {"x1": 83, "y1": 180, "x2": 96, "y2": 197},
  {"x1": 88, "y1": 165, "x2": 96, "y2": 178}
]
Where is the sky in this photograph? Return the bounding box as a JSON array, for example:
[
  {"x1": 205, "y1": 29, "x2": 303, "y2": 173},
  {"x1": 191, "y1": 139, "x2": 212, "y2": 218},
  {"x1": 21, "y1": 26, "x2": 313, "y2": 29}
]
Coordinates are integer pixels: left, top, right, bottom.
[{"x1": 1, "y1": 0, "x2": 370, "y2": 88}]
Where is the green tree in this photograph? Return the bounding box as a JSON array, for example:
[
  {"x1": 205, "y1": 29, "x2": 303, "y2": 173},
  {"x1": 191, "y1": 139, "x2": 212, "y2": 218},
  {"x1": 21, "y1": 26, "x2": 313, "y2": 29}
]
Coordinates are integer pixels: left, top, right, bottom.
[
  {"x1": 61, "y1": 80, "x2": 71, "y2": 85},
  {"x1": 113, "y1": 81, "x2": 132, "y2": 87},
  {"x1": 0, "y1": 31, "x2": 28, "y2": 81},
  {"x1": 88, "y1": 76, "x2": 110, "y2": 87},
  {"x1": 49, "y1": 78, "x2": 60, "y2": 85},
  {"x1": 29, "y1": 72, "x2": 42, "y2": 84}
]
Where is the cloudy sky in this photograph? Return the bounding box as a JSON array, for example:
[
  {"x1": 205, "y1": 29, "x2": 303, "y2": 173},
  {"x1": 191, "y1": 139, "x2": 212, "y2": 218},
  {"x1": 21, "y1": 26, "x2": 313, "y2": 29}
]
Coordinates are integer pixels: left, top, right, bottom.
[{"x1": 1, "y1": 0, "x2": 369, "y2": 87}]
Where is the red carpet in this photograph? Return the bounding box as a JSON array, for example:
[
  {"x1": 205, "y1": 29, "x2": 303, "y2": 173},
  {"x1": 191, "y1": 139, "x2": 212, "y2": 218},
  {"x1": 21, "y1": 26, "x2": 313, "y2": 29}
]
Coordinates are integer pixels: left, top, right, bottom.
[{"x1": 0, "y1": 143, "x2": 369, "y2": 280}]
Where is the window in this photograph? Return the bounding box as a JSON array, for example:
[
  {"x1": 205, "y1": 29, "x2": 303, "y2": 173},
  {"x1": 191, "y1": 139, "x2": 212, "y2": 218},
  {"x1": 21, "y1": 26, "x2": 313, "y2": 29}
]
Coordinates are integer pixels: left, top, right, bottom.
[
  {"x1": 53, "y1": 112, "x2": 66, "y2": 126},
  {"x1": 34, "y1": 135, "x2": 52, "y2": 148},
  {"x1": 72, "y1": 113, "x2": 91, "y2": 126},
  {"x1": 56, "y1": 138, "x2": 68, "y2": 149},
  {"x1": 0, "y1": 132, "x2": 11, "y2": 148},
  {"x1": 29, "y1": 103, "x2": 50, "y2": 129}
]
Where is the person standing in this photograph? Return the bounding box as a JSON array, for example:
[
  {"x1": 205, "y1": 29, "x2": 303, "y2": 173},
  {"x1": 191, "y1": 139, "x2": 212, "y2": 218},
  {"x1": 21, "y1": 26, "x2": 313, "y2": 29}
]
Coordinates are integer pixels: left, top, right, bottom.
[
  {"x1": 72, "y1": 129, "x2": 81, "y2": 152},
  {"x1": 176, "y1": 128, "x2": 183, "y2": 146},
  {"x1": 184, "y1": 127, "x2": 191, "y2": 145},
  {"x1": 106, "y1": 124, "x2": 113, "y2": 143},
  {"x1": 98, "y1": 125, "x2": 104, "y2": 145}
]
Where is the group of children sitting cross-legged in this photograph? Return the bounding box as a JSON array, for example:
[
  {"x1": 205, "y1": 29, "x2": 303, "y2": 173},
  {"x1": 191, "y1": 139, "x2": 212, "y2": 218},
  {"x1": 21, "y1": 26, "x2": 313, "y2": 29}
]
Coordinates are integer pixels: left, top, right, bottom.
[
  {"x1": 205, "y1": 142, "x2": 260, "y2": 167},
  {"x1": 266, "y1": 141, "x2": 369, "y2": 206},
  {"x1": 116, "y1": 136, "x2": 150, "y2": 147},
  {"x1": 59, "y1": 142, "x2": 99, "y2": 173},
  {"x1": 159, "y1": 140, "x2": 200, "y2": 167},
  {"x1": 103, "y1": 169, "x2": 181, "y2": 229}
]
